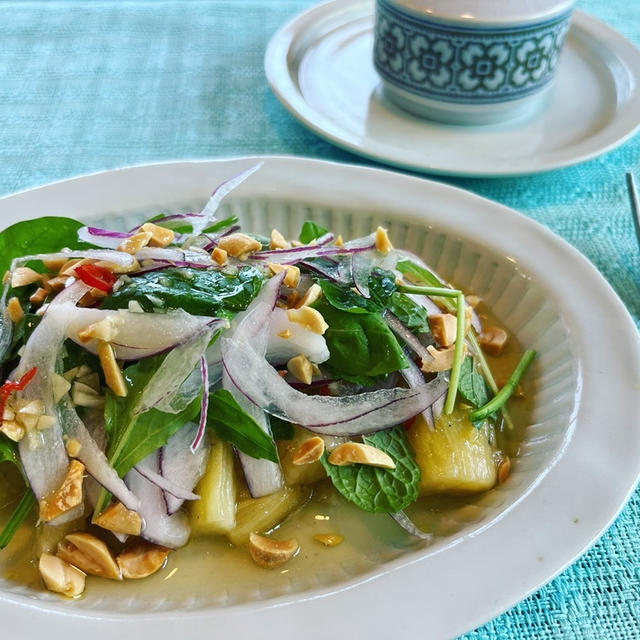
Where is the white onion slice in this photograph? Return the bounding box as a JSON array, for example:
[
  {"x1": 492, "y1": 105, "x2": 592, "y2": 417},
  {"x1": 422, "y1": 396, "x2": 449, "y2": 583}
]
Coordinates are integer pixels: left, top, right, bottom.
[
  {"x1": 390, "y1": 511, "x2": 432, "y2": 540},
  {"x1": 126, "y1": 452, "x2": 190, "y2": 548},
  {"x1": 399, "y1": 350, "x2": 443, "y2": 431},
  {"x1": 58, "y1": 397, "x2": 140, "y2": 512},
  {"x1": 65, "y1": 308, "x2": 225, "y2": 361},
  {"x1": 190, "y1": 357, "x2": 209, "y2": 453},
  {"x1": 77, "y1": 226, "x2": 132, "y2": 249},
  {"x1": 383, "y1": 309, "x2": 434, "y2": 367},
  {"x1": 161, "y1": 422, "x2": 210, "y2": 514},
  {"x1": 194, "y1": 162, "x2": 263, "y2": 235}
]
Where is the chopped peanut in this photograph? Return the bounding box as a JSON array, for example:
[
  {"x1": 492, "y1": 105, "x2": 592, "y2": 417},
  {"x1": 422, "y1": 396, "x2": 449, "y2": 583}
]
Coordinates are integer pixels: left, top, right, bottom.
[
  {"x1": 95, "y1": 501, "x2": 142, "y2": 536},
  {"x1": 292, "y1": 436, "x2": 325, "y2": 465},
  {"x1": 139, "y1": 222, "x2": 175, "y2": 248},
  {"x1": 497, "y1": 457, "x2": 511, "y2": 484},
  {"x1": 211, "y1": 247, "x2": 228, "y2": 266},
  {"x1": 374, "y1": 226, "x2": 393, "y2": 254},
  {"x1": 97, "y1": 340, "x2": 127, "y2": 397},
  {"x1": 29, "y1": 287, "x2": 49, "y2": 305},
  {"x1": 117, "y1": 231, "x2": 152, "y2": 255},
  {"x1": 277, "y1": 328, "x2": 292, "y2": 339},
  {"x1": 420, "y1": 344, "x2": 466, "y2": 373},
  {"x1": 269, "y1": 229, "x2": 290, "y2": 250},
  {"x1": 42, "y1": 275, "x2": 72, "y2": 293},
  {"x1": 248, "y1": 533, "x2": 299, "y2": 569},
  {"x1": 334, "y1": 235, "x2": 344, "y2": 247},
  {"x1": 39, "y1": 460, "x2": 85, "y2": 522},
  {"x1": 478, "y1": 326, "x2": 508, "y2": 356},
  {"x1": 11, "y1": 267, "x2": 41, "y2": 288},
  {"x1": 429, "y1": 313, "x2": 458, "y2": 347},
  {"x1": 295, "y1": 283, "x2": 322, "y2": 309},
  {"x1": 65, "y1": 438, "x2": 82, "y2": 458},
  {"x1": 39, "y1": 553, "x2": 85, "y2": 597},
  {"x1": 57, "y1": 532, "x2": 122, "y2": 580},
  {"x1": 0, "y1": 421, "x2": 25, "y2": 442},
  {"x1": 7, "y1": 297, "x2": 23, "y2": 324},
  {"x1": 117, "y1": 542, "x2": 169, "y2": 579},
  {"x1": 286, "y1": 306, "x2": 328, "y2": 335},
  {"x1": 268, "y1": 263, "x2": 300, "y2": 289},
  {"x1": 328, "y1": 442, "x2": 396, "y2": 469},
  {"x1": 77, "y1": 315, "x2": 122, "y2": 343},
  {"x1": 217, "y1": 233, "x2": 262, "y2": 259},
  {"x1": 287, "y1": 354, "x2": 314, "y2": 385}
]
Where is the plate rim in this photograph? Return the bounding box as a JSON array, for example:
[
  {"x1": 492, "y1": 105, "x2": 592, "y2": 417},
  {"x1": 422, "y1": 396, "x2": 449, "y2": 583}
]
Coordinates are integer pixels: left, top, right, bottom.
[
  {"x1": 1, "y1": 156, "x2": 639, "y2": 639},
  {"x1": 264, "y1": 0, "x2": 640, "y2": 178}
]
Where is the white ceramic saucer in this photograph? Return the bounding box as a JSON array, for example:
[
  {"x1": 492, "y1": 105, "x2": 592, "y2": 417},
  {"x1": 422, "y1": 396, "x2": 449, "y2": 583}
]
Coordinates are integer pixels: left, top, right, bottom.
[{"x1": 265, "y1": 0, "x2": 640, "y2": 177}]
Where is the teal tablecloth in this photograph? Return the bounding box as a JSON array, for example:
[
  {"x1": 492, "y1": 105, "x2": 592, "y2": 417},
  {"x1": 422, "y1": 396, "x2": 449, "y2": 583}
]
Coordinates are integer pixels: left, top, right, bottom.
[{"x1": 0, "y1": 0, "x2": 639, "y2": 637}]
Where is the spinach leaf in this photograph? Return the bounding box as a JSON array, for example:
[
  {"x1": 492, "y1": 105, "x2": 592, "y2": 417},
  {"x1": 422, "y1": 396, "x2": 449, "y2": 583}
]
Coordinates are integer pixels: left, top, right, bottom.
[
  {"x1": 299, "y1": 221, "x2": 328, "y2": 244},
  {"x1": 0, "y1": 217, "x2": 93, "y2": 274},
  {"x1": 314, "y1": 299, "x2": 407, "y2": 378},
  {"x1": 317, "y1": 279, "x2": 378, "y2": 314},
  {"x1": 102, "y1": 265, "x2": 263, "y2": 317},
  {"x1": 206, "y1": 389, "x2": 278, "y2": 462},
  {"x1": 387, "y1": 293, "x2": 430, "y2": 334},
  {"x1": 368, "y1": 268, "x2": 396, "y2": 307},
  {"x1": 458, "y1": 357, "x2": 490, "y2": 409},
  {"x1": 320, "y1": 427, "x2": 420, "y2": 513}
]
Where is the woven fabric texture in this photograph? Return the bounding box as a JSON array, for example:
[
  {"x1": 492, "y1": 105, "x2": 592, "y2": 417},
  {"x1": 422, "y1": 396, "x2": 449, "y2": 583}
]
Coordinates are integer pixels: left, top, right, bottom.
[{"x1": 0, "y1": 0, "x2": 638, "y2": 637}]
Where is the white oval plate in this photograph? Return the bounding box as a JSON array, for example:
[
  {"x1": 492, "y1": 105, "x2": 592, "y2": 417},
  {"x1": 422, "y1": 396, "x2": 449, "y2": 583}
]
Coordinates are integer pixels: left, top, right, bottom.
[
  {"x1": 1, "y1": 157, "x2": 639, "y2": 639},
  {"x1": 265, "y1": 0, "x2": 640, "y2": 177}
]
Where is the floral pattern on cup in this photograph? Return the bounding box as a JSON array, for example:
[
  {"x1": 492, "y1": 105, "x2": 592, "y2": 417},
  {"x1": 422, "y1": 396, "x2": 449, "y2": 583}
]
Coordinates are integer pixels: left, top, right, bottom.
[{"x1": 373, "y1": 0, "x2": 571, "y2": 104}]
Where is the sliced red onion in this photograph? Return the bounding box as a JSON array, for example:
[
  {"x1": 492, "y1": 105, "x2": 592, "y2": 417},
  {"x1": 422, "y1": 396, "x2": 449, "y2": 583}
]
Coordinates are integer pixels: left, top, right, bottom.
[
  {"x1": 66, "y1": 308, "x2": 226, "y2": 361},
  {"x1": 135, "y1": 247, "x2": 214, "y2": 266},
  {"x1": 138, "y1": 324, "x2": 216, "y2": 416},
  {"x1": 162, "y1": 422, "x2": 210, "y2": 514},
  {"x1": 351, "y1": 251, "x2": 372, "y2": 298},
  {"x1": 248, "y1": 241, "x2": 374, "y2": 266},
  {"x1": 14, "y1": 294, "x2": 89, "y2": 506},
  {"x1": 10, "y1": 248, "x2": 135, "y2": 270},
  {"x1": 130, "y1": 212, "x2": 205, "y2": 233},
  {"x1": 126, "y1": 452, "x2": 190, "y2": 548},
  {"x1": 399, "y1": 350, "x2": 441, "y2": 431},
  {"x1": 405, "y1": 291, "x2": 442, "y2": 318},
  {"x1": 223, "y1": 370, "x2": 283, "y2": 498},
  {"x1": 432, "y1": 393, "x2": 445, "y2": 421},
  {"x1": 391, "y1": 511, "x2": 432, "y2": 540},
  {"x1": 78, "y1": 226, "x2": 133, "y2": 249},
  {"x1": 58, "y1": 397, "x2": 141, "y2": 512},
  {"x1": 194, "y1": 162, "x2": 263, "y2": 235},
  {"x1": 383, "y1": 309, "x2": 434, "y2": 367},
  {"x1": 190, "y1": 357, "x2": 209, "y2": 453},
  {"x1": 222, "y1": 338, "x2": 449, "y2": 436},
  {"x1": 133, "y1": 461, "x2": 199, "y2": 501},
  {"x1": 298, "y1": 258, "x2": 351, "y2": 285}
]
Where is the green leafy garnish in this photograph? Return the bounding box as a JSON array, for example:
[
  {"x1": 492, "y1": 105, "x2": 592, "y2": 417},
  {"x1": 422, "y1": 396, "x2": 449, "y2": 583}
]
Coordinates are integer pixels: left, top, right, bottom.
[
  {"x1": 458, "y1": 357, "x2": 491, "y2": 409},
  {"x1": 94, "y1": 356, "x2": 201, "y2": 517},
  {"x1": 314, "y1": 299, "x2": 407, "y2": 378},
  {"x1": 469, "y1": 350, "x2": 536, "y2": 422},
  {"x1": 0, "y1": 491, "x2": 35, "y2": 550},
  {"x1": 206, "y1": 389, "x2": 278, "y2": 462},
  {"x1": 0, "y1": 217, "x2": 92, "y2": 274},
  {"x1": 387, "y1": 293, "x2": 430, "y2": 333},
  {"x1": 102, "y1": 265, "x2": 263, "y2": 317},
  {"x1": 298, "y1": 221, "x2": 328, "y2": 244},
  {"x1": 316, "y1": 279, "x2": 378, "y2": 314},
  {"x1": 320, "y1": 427, "x2": 420, "y2": 513},
  {"x1": 270, "y1": 415, "x2": 295, "y2": 440},
  {"x1": 0, "y1": 435, "x2": 33, "y2": 549}
]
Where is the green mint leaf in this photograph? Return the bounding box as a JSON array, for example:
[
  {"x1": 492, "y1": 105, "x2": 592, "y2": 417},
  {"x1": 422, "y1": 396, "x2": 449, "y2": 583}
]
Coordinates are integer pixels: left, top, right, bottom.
[
  {"x1": 102, "y1": 265, "x2": 263, "y2": 316},
  {"x1": 317, "y1": 279, "x2": 378, "y2": 314},
  {"x1": 313, "y1": 299, "x2": 407, "y2": 378},
  {"x1": 0, "y1": 217, "x2": 94, "y2": 275},
  {"x1": 320, "y1": 427, "x2": 420, "y2": 513},
  {"x1": 207, "y1": 389, "x2": 279, "y2": 462},
  {"x1": 458, "y1": 357, "x2": 490, "y2": 409},
  {"x1": 368, "y1": 268, "x2": 397, "y2": 307},
  {"x1": 298, "y1": 221, "x2": 329, "y2": 244}
]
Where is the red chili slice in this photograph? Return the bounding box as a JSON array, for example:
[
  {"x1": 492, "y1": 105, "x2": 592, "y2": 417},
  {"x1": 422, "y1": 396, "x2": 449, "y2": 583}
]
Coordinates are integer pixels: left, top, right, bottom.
[
  {"x1": 74, "y1": 264, "x2": 117, "y2": 293},
  {"x1": 0, "y1": 367, "x2": 37, "y2": 424}
]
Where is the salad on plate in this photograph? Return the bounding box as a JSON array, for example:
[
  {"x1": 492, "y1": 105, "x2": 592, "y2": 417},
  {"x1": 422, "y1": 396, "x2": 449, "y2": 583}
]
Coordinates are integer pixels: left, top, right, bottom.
[{"x1": 0, "y1": 166, "x2": 534, "y2": 597}]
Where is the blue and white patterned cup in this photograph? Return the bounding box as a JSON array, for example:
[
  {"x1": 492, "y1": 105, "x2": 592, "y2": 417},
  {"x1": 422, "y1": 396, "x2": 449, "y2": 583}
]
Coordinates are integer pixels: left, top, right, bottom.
[{"x1": 374, "y1": 0, "x2": 575, "y2": 125}]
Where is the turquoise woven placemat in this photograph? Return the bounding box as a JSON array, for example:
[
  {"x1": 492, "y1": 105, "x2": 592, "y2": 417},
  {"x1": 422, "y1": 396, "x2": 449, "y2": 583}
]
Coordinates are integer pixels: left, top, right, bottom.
[{"x1": 0, "y1": 0, "x2": 638, "y2": 637}]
